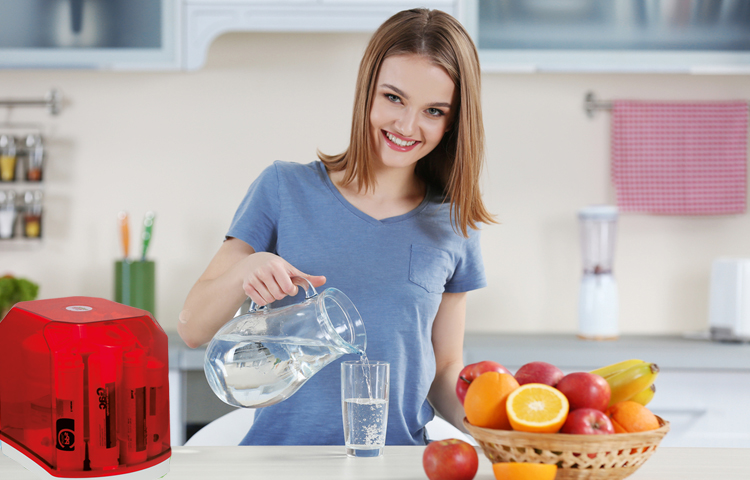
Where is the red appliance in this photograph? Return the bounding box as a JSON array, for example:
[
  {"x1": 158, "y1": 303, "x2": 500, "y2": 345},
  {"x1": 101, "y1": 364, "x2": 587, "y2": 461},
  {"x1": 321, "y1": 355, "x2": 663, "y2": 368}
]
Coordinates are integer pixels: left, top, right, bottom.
[{"x1": 0, "y1": 297, "x2": 170, "y2": 479}]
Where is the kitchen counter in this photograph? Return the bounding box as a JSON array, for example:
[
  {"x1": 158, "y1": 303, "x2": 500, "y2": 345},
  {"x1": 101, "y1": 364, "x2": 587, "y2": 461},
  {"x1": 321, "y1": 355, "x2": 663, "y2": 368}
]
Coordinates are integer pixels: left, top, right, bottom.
[
  {"x1": 1, "y1": 446, "x2": 749, "y2": 479},
  {"x1": 170, "y1": 331, "x2": 750, "y2": 373},
  {"x1": 462, "y1": 333, "x2": 750, "y2": 370}
]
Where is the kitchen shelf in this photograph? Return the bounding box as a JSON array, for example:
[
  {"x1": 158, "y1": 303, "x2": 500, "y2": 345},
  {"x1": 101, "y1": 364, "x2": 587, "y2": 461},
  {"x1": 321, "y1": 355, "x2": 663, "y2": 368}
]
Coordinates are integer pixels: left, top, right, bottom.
[
  {"x1": 0, "y1": 182, "x2": 44, "y2": 189},
  {"x1": 0, "y1": 238, "x2": 42, "y2": 248}
]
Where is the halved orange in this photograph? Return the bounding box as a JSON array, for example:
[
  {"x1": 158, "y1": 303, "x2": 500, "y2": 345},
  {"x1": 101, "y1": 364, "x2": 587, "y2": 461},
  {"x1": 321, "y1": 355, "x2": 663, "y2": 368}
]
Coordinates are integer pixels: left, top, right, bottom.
[
  {"x1": 492, "y1": 462, "x2": 557, "y2": 480},
  {"x1": 505, "y1": 383, "x2": 569, "y2": 433}
]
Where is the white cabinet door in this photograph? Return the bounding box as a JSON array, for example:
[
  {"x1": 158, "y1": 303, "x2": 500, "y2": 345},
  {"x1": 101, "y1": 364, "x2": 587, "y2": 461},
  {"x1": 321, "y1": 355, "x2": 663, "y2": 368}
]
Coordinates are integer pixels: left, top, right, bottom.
[
  {"x1": 645, "y1": 371, "x2": 750, "y2": 448},
  {"x1": 0, "y1": 0, "x2": 181, "y2": 70}
]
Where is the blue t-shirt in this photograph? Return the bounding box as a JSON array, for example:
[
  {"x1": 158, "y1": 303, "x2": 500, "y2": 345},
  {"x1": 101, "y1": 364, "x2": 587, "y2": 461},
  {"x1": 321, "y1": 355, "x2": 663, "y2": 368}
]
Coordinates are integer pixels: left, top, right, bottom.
[{"x1": 226, "y1": 161, "x2": 486, "y2": 446}]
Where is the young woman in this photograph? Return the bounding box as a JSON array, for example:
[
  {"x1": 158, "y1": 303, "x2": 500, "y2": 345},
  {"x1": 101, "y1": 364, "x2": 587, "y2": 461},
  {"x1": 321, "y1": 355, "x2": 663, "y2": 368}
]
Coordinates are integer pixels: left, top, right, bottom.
[{"x1": 179, "y1": 8, "x2": 495, "y2": 446}]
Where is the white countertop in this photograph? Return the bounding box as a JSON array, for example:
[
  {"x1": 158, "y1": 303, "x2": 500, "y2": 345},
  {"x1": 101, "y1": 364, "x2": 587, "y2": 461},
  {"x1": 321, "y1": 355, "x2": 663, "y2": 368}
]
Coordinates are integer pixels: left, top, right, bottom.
[
  {"x1": 462, "y1": 333, "x2": 750, "y2": 370},
  {"x1": 2, "y1": 446, "x2": 749, "y2": 479},
  {"x1": 168, "y1": 332, "x2": 750, "y2": 372}
]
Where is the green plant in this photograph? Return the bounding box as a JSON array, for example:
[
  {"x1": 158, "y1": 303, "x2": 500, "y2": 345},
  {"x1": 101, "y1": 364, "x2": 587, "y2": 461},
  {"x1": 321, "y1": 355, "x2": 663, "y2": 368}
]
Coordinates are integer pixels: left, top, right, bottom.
[{"x1": 0, "y1": 275, "x2": 39, "y2": 316}]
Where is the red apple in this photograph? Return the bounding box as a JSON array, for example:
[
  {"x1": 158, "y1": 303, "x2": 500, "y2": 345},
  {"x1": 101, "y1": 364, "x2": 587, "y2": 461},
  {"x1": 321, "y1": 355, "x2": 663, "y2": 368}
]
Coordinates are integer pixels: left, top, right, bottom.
[
  {"x1": 423, "y1": 438, "x2": 479, "y2": 480},
  {"x1": 514, "y1": 361, "x2": 564, "y2": 387},
  {"x1": 456, "y1": 361, "x2": 511, "y2": 405},
  {"x1": 556, "y1": 372, "x2": 611, "y2": 412},
  {"x1": 560, "y1": 408, "x2": 615, "y2": 435}
]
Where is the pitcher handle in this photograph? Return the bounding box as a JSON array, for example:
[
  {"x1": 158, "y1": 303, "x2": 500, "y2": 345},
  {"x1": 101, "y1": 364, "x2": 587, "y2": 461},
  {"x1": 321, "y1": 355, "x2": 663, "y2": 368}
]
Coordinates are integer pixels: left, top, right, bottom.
[{"x1": 247, "y1": 276, "x2": 318, "y2": 312}]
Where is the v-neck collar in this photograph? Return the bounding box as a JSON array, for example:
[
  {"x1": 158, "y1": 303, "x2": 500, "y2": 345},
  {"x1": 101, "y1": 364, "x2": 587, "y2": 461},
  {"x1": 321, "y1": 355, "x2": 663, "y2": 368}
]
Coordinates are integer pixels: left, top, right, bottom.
[{"x1": 316, "y1": 161, "x2": 431, "y2": 226}]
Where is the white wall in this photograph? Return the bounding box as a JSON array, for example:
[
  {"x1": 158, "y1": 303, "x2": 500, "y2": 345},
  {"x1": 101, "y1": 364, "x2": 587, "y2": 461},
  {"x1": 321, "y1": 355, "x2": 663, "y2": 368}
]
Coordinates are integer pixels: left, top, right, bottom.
[{"x1": 2, "y1": 32, "x2": 749, "y2": 336}]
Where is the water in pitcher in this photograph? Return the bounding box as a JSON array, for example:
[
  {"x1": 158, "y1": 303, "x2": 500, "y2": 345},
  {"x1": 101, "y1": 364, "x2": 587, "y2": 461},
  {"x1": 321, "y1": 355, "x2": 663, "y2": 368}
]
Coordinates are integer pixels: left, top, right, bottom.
[{"x1": 206, "y1": 333, "x2": 363, "y2": 408}]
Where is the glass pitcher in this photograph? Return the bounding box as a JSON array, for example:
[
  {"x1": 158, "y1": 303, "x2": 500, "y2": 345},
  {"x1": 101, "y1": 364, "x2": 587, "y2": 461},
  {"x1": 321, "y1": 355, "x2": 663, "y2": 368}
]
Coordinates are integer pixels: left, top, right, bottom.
[{"x1": 204, "y1": 277, "x2": 366, "y2": 408}]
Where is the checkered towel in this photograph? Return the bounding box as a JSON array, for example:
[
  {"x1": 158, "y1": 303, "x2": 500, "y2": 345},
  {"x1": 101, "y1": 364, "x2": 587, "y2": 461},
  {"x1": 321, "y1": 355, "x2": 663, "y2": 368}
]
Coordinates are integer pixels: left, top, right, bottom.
[{"x1": 611, "y1": 100, "x2": 748, "y2": 215}]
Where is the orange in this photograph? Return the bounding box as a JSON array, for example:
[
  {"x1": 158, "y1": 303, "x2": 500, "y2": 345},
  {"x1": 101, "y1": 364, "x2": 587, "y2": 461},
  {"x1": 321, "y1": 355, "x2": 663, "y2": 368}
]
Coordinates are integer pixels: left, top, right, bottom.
[
  {"x1": 492, "y1": 462, "x2": 557, "y2": 480},
  {"x1": 464, "y1": 372, "x2": 519, "y2": 429},
  {"x1": 505, "y1": 383, "x2": 569, "y2": 433},
  {"x1": 606, "y1": 400, "x2": 660, "y2": 433}
]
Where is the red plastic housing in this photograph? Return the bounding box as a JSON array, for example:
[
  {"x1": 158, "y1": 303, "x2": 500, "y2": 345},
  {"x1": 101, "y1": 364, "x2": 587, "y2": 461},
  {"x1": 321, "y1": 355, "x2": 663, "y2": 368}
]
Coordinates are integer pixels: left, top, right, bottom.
[{"x1": 0, "y1": 297, "x2": 170, "y2": 478}]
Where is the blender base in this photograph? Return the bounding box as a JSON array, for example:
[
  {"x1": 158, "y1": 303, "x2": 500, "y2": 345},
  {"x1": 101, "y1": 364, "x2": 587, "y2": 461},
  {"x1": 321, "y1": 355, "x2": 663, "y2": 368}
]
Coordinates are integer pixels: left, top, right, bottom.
[
  {"x1": 578, "y1": 273, "x2": 619, "y2": 339},
  {"x1": 576, "y1": 333, "x2": 619, "y2": 341}
]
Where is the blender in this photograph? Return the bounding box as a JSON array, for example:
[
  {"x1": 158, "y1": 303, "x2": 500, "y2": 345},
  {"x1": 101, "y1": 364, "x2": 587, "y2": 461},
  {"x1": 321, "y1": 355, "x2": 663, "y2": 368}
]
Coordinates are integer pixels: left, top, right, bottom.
[{"x1": 578, "y1": 205, "x2": 619, "y2": 340}]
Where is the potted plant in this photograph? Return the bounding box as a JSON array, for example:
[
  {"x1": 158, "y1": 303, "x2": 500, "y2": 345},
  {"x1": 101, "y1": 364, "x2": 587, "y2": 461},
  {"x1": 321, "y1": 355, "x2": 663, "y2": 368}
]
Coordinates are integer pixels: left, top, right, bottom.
[{"x1": 0, "y1": 274, "x2": 39, "y2": 319}]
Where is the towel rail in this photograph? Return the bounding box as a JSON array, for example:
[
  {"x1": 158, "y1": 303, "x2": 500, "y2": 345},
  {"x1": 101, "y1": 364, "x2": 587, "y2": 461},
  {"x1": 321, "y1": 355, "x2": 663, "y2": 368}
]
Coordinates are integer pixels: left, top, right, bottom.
[
  {"x1": 584, "y1": 91, "x2": 612, "y2": 118},
  {"x1": 584, "y1": 91, "x2": 750, "y2": 119}
]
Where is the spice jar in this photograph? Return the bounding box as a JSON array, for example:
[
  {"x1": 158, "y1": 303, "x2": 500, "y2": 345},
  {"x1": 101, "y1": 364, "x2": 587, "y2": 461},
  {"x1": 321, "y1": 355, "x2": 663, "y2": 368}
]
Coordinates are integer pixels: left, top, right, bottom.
[
  {"x1": 0, "y1": 190, "x2": 17, "y2": 239},
  {"x1": 24, "y1": 134, "x2": 44, "y2": 182},
  {"x1": 22, "y1": 190, "x2": 43, "y2": 239},
  {"x1": 0, "y1": 135, "x2": 17, "y2": 182}
]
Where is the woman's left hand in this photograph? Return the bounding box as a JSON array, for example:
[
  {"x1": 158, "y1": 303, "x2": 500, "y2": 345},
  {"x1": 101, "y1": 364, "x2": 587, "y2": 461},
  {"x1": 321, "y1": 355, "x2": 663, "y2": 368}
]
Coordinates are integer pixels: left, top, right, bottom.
[{"x1": 427, "y1": 291, "x2": 469, "y2": 433}]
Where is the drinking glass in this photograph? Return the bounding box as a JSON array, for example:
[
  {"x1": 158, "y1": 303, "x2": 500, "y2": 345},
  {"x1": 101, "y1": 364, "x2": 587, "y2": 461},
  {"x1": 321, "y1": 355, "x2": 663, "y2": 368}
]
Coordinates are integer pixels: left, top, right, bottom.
[{"x1": 341, "y1": 360, "x2": 389, "y2": 457}]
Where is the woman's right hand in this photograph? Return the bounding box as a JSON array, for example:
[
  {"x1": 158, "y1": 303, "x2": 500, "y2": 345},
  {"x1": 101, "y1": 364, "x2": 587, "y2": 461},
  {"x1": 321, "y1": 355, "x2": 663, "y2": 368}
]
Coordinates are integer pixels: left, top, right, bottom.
[
  {"x1": 239, "y1": 251, "x2": 326, "y2": 307},
  {"x1": 179, "y1": 240, "x2": 327, "y2": 348}
]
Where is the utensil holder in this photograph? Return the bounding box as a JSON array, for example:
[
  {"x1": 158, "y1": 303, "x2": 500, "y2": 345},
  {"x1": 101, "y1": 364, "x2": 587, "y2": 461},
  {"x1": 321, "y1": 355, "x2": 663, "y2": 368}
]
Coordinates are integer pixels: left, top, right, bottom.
[{"x1": 115, "y1": 260, "x2": 155, "y2": 315}]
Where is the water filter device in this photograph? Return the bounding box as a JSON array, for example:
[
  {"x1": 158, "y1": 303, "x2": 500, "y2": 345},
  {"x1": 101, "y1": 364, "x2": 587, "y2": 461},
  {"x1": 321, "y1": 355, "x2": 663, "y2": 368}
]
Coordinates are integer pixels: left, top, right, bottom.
[{"x1": 0, "y1": 297, "x2": 170, "y2": 479}]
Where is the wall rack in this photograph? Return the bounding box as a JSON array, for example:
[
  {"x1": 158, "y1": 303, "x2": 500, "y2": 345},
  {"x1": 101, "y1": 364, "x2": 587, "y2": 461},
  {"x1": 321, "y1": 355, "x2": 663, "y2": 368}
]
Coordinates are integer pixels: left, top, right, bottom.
[{"x1": 0, "y1": 89, "x2": 63, "y2": 116}]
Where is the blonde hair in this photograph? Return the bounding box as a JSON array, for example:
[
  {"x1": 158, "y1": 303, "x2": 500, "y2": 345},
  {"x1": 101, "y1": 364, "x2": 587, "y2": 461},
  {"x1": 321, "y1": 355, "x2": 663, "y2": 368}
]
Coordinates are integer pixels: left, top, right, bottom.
[{"x1": 318, "y1": 8, "x2": 495, "y2": 237}]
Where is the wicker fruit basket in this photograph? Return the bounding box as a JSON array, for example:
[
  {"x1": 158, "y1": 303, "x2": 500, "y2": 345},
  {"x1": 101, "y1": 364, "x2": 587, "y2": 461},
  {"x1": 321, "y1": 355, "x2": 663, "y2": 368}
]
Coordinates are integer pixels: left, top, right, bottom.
[{"x1": 464, "y1": 416, "x2": 670, "y2": 480}]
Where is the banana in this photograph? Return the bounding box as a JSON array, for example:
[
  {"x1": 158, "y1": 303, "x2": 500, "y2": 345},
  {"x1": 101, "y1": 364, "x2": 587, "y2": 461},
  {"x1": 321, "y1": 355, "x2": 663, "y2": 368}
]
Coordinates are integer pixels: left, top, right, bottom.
[
  {"x1": 630, "y1": 384, "x2": 656, "y2": 406},
  {"x1": 590, "y1": 359, "x2": 646, "y2": 379},
  {"x1": 606, "y1": 362, "x2": 659, "y2": 407}
]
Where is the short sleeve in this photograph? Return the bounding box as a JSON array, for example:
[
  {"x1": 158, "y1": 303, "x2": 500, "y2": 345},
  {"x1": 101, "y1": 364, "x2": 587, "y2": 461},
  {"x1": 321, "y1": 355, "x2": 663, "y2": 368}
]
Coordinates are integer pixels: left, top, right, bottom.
[
  {"x1": 444, "y1": 227, "x2": 487, "y2": 293},
  {"x1": 226, "y1": 163, "x2": 280, "y2": 253}
]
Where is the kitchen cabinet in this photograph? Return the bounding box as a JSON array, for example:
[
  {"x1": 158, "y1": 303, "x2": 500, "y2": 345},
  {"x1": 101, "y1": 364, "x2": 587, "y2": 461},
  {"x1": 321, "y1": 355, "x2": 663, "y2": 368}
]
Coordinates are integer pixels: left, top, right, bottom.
[
  {"x1": 646, "y1": 370, "x2": 750, "y2": 448},
  {"x1": 0, "y1": 0, "x2": 181, "y2": 70},
  {"x1": 0, "y1": 0, "x2": 459, "y2": 71},
  {"x1": 168, "y1": 332, "x2": 237, "y2": 446},
  {"x1": 6, "y1": 0, "x2": 750, "y2": 73},
  {"x1": 460, "y1": 0, "x2": 750, "y2": 73}
]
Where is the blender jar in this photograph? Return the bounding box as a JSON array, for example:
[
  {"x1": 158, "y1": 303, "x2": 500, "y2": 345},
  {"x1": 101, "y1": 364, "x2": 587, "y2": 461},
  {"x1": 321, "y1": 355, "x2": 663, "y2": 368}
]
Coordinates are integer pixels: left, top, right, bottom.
[{"x1": 578, "y1": 205, "x2": 619, "y2": 339}]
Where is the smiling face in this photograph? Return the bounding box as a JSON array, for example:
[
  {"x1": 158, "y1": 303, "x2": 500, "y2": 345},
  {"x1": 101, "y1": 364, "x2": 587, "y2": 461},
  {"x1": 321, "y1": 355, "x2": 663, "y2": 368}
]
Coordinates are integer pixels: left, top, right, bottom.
[{"x1": 369, "y1": 54, "x2": 456, "y2": 171}]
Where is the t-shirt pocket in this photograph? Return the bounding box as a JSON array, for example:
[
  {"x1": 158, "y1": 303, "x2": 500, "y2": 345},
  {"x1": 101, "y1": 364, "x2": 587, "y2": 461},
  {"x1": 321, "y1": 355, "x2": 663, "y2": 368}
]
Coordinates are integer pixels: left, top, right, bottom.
[{"x1": 409, "y1": 244, "x2": 454, "y2": 294}]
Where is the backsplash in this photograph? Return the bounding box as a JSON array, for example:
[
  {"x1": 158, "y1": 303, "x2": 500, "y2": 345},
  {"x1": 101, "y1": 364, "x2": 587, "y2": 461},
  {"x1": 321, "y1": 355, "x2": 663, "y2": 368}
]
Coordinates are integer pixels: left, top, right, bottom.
[{"x1": 1, "y1": 31, "x2": 749, "y2": 335}]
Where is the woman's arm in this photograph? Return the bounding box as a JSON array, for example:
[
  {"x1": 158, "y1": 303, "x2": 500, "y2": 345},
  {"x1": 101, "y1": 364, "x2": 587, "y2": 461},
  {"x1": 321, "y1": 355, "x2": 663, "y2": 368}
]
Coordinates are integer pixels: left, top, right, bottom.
[
  {"x1": 178, "y1": 238, "x2": 254, "y2": 348},
  {"x1": 427, "y1": 291, "x2": 469, "y2": 433},
  {"x1": 178, "y1": 238, "x2": 325, "y2": 348}
]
